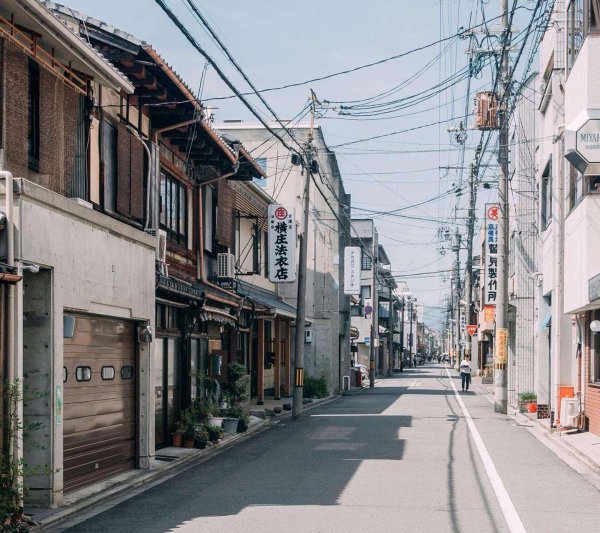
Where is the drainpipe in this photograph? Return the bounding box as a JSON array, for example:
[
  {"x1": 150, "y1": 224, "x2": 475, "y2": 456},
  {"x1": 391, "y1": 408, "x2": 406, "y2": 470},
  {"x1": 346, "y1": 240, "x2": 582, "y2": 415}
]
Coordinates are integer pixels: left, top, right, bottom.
[
  {"x1": 1, "y1": 171, "x2": 14, "y2": 384},
  {"x1": 126, "y1": 126, "x2": 153, "y2": 232},
  {"x1": 551, "y1": 126, "x2": 565, "y2": 424}
]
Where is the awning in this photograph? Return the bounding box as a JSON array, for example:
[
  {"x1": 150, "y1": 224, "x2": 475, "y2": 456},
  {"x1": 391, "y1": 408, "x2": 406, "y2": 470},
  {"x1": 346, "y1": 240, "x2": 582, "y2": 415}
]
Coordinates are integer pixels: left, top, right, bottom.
[
  {"x1": 200, "y1": 305, "x2": 237, "y2": 327},
  {"x1": 237, "y1": 281, "x2": 296, "y2": 319},
  {"x1": 540, "y1": 312, "x2": 552, "y2": 331}
]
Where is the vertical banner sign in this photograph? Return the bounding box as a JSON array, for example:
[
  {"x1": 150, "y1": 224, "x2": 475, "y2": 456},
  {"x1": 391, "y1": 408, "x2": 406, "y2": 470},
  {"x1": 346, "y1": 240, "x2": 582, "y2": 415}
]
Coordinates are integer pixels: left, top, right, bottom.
[
  {"x1": 496, "y1": 327, "x2": 508, "y2": 366},
  {"x1": 460, "y1": 309, "x2": 466, "y2": 333},
  {"x1": 268, "y1": 204, "x2": 296, "y2": 283},
  {"x1": 364, "y1": 298, "x2": 373, "y2": 319},
  {"x1": 344, "y1": 246, "x2": 361, "y2": 295},
  {"x1": 484, "y1": 204, "x2": 499, "y2": 305}
]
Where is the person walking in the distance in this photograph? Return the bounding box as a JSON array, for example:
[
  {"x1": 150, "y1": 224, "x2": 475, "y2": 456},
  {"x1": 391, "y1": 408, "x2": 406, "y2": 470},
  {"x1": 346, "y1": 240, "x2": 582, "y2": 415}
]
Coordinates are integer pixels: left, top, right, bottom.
[{"x1": 460, "y1": 355, "x2": 471, "y2": 392}]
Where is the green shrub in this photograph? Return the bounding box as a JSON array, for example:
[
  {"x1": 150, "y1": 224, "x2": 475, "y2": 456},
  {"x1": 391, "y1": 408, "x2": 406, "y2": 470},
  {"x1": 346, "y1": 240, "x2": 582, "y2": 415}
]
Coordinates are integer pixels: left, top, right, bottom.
[{"x1": 303, "y1": 376, "x2": 328, "y2": 399}]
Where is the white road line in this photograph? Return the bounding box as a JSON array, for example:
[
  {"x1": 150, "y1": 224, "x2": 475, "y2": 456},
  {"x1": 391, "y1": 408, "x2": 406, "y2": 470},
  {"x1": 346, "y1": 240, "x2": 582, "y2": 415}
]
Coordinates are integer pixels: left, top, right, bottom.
[{"x1": 445, "y1": 367, "x2": 526, "y2": 533}]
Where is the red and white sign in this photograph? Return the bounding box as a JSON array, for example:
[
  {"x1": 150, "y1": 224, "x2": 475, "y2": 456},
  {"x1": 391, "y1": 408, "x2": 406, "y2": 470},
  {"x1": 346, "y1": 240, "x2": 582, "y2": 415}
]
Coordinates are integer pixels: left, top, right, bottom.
[
  {"x1": 268, "y1": 204, "x2": 296, "y2": 283},
  {"x1": 466, "y1": 325, "x2": 478, "y2": 337},
  {"x1": 487, "y1": 205, "x2": 499, "y2": 221}
]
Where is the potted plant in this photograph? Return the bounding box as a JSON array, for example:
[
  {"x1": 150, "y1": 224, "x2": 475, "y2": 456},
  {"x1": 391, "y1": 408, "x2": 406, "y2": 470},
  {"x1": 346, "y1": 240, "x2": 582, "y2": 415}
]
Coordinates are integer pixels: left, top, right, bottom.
[
  {"x1": 206, "y1": 398, "x2": 224, "y2": 427},
  {"x1": 206, "y1": 423, "x2": 224, "y2": 443},
  {"x1": 172, "y1": 422, "x2": 185, "y2": 447},
  {"x1": 518, "y1": 392, "x2": 537, "y2": 413},
  {"x1": 194, "y1": 426, "x2": 209, "y2": 449},
  {"x1": 223, "y1": 362, "x2": 251, "y2": 433}
]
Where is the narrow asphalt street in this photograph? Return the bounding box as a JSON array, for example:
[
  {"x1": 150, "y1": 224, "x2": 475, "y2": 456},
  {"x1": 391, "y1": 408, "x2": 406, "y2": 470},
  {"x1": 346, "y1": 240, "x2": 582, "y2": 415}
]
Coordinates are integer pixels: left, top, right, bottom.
[{"x1": 53, "y1": 365, "x2": 600, "y2": 533}]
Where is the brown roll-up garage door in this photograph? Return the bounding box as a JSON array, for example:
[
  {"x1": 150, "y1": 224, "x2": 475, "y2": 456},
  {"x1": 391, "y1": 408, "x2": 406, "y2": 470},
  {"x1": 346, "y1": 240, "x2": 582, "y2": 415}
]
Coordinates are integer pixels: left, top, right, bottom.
[{"x1": 63, "y1": 314, "x2": 136, "y2": 492}]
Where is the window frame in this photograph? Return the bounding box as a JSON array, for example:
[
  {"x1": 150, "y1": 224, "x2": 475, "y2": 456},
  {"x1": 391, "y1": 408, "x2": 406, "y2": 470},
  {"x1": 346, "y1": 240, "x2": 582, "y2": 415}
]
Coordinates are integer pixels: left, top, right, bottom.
[
  {"x1": 541, "y1": 157, "x2": 552, "y2": 230},
  {"x1": 28, "y1": 58, "x2": 40, "y2": 172},
  {"x1": 361, "y1": 251, "x2": 372, "y2": 271},
  {"x1": 101, "y1": 366, "x2": 116, "y2": 381},
  {"x1": 75, "y1": 366, "x2": 92, "y2": 382},
  {"x1": 160, "y1": 170, "x2": 188, "y2": 245}
]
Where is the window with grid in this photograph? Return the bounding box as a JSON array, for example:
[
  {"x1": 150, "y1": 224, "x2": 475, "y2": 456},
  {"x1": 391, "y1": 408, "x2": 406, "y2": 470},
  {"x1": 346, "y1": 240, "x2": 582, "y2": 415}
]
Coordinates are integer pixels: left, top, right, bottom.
[
  {"x1": 361, "y1": 251, "x2": 372, "y2": 270},
  {"x1": 160, "y1": 170, "x2": 188, "y2": 244}
]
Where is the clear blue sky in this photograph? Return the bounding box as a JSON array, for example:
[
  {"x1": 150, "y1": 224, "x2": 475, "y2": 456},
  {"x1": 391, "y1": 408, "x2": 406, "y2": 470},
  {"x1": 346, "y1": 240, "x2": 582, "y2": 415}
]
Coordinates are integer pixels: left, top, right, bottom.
[{"x1": 60, "y1": 0, "x2": 511, "y2": 329}]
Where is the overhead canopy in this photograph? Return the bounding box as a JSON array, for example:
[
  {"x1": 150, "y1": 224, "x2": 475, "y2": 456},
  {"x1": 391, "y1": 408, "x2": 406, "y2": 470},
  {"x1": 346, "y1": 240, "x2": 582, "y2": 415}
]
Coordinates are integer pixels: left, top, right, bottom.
[{"x1": 238, "y1": 281, "x2": 296, "y2": 319}]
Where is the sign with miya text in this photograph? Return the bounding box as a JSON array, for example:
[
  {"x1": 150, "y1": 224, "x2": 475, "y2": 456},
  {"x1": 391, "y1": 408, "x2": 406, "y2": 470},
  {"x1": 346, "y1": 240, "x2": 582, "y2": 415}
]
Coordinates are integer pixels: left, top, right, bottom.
[
  {"x1": 576, "y1": 119, "x2": 600, "y2": 163},
  {"x1": 344, "y1": 246, "x2": 361, "y2": 295},
  {"x1": 484, "y1": 204, "x2": 499, "y2": 306},
  {"x1": 268, "y1": 204, "x2": 296, "y2": 283}
]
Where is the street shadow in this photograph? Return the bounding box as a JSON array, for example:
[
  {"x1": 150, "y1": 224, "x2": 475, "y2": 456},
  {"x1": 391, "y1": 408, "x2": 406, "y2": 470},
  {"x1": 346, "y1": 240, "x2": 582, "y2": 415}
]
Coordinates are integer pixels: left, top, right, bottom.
[
  {"x1": 441, "y1": 378, "x2": 501, "y2": 533},
  {"x1": 65, "y1": 393, "x2": 411, "y2": 532}
]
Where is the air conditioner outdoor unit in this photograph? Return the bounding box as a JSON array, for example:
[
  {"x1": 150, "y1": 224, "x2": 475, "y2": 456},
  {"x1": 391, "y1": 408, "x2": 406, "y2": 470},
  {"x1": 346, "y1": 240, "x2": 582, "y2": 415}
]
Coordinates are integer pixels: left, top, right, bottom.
[
  {"x1": 560, "y1": 397, "x2": 579, "y2": 428},
  {"x1": 217, "y1": 252, "x2": 235, "y2": 280}
]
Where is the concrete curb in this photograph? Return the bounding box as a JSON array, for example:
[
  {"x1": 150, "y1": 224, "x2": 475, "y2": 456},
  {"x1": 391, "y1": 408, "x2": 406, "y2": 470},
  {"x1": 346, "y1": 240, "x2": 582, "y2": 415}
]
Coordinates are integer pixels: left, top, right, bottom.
[{"x1": 34, "y1": 395, "x2": 340, "y2": 531}]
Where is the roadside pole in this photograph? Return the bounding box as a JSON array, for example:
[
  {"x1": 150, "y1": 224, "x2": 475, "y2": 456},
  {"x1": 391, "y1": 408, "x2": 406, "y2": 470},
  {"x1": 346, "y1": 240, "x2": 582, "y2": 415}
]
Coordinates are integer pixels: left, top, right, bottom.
[
  {"x1": 292, "y1": 91, "x2": 317, "y2": 419},
  {"x1": 494, "y1": 0, "x2": 510, "y2": 414},
  {"x1": 388, "y1": 284, "x2": 393, "y2": 375},
  {"x1": 465, "y1": 163, "x2": 476, "y2": 360}
]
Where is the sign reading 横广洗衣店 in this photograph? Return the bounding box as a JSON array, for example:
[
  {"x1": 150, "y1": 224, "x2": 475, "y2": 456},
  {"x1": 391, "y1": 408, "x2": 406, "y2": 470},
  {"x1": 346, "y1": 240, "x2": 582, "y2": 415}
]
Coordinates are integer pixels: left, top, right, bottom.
[
  {"x1": 484, "y1": 203, "x2": 499, "y2": 306},
  {"x1": 344, "y1": 246, "x2": 361, "y2": 295},
  {"x1": 268, "y1": 204, "x2": 296, "y2": 283}
]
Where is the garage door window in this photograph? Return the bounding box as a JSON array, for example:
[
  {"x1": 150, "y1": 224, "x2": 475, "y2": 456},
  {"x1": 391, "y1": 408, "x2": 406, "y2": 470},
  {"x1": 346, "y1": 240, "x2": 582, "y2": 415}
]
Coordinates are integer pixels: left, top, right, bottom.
[
  {"x1": 63, "y1": 367, "x2": 68, "y2": 383},
  {"x1": 121, "y1": 365, "x2": 134, "y2": 379},
  {"x1": 76, "y1": 366, "x2": 92, "y2": 382},
  {"x1": 101, "y1": 366, "x2": 115, "y2": 380}
]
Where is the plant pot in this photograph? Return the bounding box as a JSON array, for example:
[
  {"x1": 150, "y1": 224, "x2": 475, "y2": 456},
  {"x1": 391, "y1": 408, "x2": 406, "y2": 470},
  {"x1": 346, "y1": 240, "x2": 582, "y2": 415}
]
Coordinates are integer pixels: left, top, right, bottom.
[
  {"x1": 172, "y1": 433, "x2": 183, "y2": 447},
  {"x1": 237, "y1": 419, "x2": 248, "y2": 433},
  {"x1": 527, "y1": 403, "x2": 537, "y2": 413},
  {"x1": 195, "y1": 439, "x2": 207, "y2": 449},
  {"x1": 208, "y1": 417, "x2": 224, "y2": 427},
  {"x1": 223, "y1": 418, "x2": 239, "y2": 434},
  {"x1": 183, "y1": 438, "x2": 195, "y2": 449}
]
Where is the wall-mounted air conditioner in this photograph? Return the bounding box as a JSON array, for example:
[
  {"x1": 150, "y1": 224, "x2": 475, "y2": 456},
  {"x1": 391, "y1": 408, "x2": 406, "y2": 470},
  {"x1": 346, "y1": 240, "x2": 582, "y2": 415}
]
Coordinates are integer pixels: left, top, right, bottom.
[
  {"x1": 560, "y1": 397, "x2": 579, "y2": 428},
  {"x1": 217, "y1": 252, "x2": 235, "y2": 280}
]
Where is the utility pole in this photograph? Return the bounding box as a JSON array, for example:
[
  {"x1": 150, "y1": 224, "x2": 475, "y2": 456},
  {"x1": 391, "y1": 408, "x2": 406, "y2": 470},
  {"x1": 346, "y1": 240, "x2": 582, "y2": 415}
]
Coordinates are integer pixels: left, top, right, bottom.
[
  {"x1": 292, "y1": 90, "x2": 317, "y2": 419},
  {"x1": 369, "y1": 237, "x2": 378, "y2": 388},
  {"x1": 388, "y1": 284, "x2": 393, "y2": 375},
  {"x1": 452, "y1": 229, "x2": 461, "y2": 365},
  {"x1": 494, "y1": 0, "x2": 510, "y2": 414},
  {"x1": 399, "y1": 297, "x2": 405, "y2": 371},
  {"x1": 464, "y1": 163, "x2": 476, "y2": 361},
  {"x1": 409, "y1": 298, "x2": 415, "y2": 367}
]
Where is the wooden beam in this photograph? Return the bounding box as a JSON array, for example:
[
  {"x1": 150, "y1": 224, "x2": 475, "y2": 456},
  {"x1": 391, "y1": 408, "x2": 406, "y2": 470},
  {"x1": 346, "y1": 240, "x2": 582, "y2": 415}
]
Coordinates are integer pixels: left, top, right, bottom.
[
  {"x1": 257, "y1": 319, "x2": 265, "y2": 403},
  {"x1": 284, "y1": 320, "x2": 291, "y2": 396},
  {"x1": 274, "y1": 318, "x2": 281, "y2": 399}
]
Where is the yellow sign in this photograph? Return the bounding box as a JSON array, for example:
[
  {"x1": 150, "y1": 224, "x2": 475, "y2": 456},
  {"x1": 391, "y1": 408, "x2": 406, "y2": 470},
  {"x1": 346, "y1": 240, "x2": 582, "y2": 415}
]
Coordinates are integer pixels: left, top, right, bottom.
[
  {"x1": 484, "y1": 305, "x2": 495, "y2": 323},
  {"x1": 495, "y1": 328, "x2": 508, "y2": 366}
]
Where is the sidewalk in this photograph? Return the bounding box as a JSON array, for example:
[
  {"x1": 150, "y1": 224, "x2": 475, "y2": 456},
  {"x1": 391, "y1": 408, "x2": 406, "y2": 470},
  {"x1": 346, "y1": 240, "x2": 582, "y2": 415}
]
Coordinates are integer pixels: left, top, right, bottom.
[
  {"x1": 473, "y1": 377, "x2": 600, "y2": 477},
  {"x1": 31, "y1": 395, "x2": 339, "y2": 532}
]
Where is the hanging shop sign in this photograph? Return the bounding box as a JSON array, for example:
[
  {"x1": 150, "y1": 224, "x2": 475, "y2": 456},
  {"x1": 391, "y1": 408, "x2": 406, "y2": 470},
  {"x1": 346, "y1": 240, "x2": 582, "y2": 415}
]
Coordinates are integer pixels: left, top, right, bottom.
[
  {"x1": 483, "y1": 305, "x2": 495, "y2": 324},
  {"x1": 495, "y1": 327, "x2": 508, "y2": 366},
  {"x1": 268, "y1": 204, "x2": 296, "y2": 283},
  {"x1": 364, "y1": 298, "x2": 373, "y2": 319},
  {"x1": 484, "y1": 204, "x2": 499, "y2": 306},
  {"x1": 565, "y1": 110, "x2": 600, "y2": 174},
  {"x1": 344, "y1": 246, "x2": 361, "y2": 295}
]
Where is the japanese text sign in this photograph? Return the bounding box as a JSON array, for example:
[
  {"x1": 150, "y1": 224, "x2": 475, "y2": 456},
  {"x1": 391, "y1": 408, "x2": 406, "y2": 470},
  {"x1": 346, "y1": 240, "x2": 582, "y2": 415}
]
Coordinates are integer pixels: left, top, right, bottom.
[
  {"x1": 484, "y1": 204, "x2": 499, "y2": 306},
  {"x1": 344, "y1": 247, "x2": 361, "y2": 295},
  {"x1": 268, "y1": 204, "x2": 296, "y2": 283}
]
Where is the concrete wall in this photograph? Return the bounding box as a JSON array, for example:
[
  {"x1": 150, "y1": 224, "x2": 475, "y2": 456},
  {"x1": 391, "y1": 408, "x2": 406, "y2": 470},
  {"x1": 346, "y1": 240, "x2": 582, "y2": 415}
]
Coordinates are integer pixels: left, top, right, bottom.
[{"x1": 7, "y1": 179, "x2": 155, "y2": 506}]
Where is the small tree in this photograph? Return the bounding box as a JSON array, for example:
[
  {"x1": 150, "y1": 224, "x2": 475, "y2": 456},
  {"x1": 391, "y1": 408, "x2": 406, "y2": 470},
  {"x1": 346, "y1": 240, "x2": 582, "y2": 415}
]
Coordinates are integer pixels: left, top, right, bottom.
[{"x1": 0, "y1": 380, "x2": 27, "y2": 532}]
